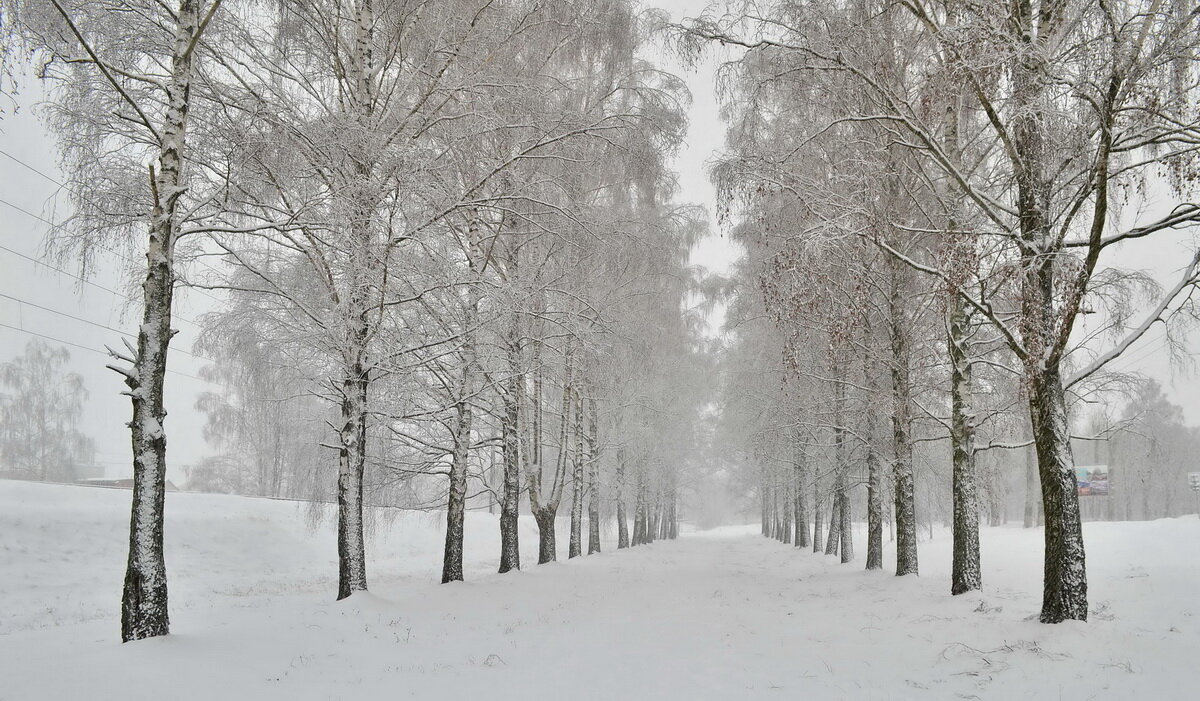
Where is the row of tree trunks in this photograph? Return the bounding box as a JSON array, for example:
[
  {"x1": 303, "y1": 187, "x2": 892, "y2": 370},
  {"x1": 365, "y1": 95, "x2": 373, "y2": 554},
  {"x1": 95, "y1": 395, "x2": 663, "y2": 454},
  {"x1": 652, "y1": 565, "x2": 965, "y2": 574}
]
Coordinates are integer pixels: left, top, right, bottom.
[{"x1": 627, "y1": 468, "x2": 679, "y2": 546}]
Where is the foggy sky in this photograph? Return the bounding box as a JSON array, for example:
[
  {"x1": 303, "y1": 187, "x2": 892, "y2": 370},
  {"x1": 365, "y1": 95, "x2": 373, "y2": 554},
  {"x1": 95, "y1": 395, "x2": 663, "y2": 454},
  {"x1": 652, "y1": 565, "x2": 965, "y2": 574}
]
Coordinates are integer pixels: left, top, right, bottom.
[{"x1": 1, "y1": 0, "x2": 1197, "y2": 481}]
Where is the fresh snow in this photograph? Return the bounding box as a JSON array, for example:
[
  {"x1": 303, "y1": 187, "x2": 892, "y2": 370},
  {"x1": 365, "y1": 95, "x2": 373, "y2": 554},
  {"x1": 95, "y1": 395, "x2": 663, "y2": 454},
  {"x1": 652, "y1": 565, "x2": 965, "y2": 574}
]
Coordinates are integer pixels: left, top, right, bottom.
[{"x1": 1, "y1": 480, "x2": 1197, "y2": 699}]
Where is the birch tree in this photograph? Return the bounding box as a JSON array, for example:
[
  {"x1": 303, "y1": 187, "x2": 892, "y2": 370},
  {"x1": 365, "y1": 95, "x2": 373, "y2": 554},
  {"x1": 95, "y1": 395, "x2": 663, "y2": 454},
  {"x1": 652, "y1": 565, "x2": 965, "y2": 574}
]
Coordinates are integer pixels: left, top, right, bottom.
[{"x1": 2, "y1": 0, "x2": 226, "y2": 641}]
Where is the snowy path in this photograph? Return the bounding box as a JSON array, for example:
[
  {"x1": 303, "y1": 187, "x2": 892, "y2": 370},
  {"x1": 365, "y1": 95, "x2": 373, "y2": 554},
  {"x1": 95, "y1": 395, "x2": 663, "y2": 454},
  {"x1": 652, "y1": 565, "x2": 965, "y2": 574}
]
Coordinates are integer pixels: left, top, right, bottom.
[
  {"x1": 5, "y1": 530, "x2": 1198, "y2": 699},
  {"x1": 2, "y1": 483, "x2": 1197, "y2": 699}
]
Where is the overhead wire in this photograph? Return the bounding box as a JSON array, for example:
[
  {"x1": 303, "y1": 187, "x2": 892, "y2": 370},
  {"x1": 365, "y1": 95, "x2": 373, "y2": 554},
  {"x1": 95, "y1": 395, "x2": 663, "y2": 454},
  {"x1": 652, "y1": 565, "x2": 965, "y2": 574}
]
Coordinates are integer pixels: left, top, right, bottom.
[
  {"x1": 0, "y1": 321, "x2": 212, "y2": 383},
  {"x1": 0, "y1": 290, "x2": 216, "y2": 364}
]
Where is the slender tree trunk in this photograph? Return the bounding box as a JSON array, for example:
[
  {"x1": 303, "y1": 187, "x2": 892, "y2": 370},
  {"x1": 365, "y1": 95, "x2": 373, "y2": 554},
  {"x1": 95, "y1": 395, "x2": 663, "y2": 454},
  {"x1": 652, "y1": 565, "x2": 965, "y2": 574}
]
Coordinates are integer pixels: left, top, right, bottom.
[
  {"x1": 587, "y1": 397, "x2": 601, "y2": 555},
  {"x1": 668, "y1": 492, "x2": 678, "y2": 539},
  {"x1": 761, "y1": 464, "x2": 770, "y2": 537},
  {"x1": 616, "y1": 448, "x2": 629, "y2": 549},
  {"x1": 336, "y1": 360, "x2": 369, "y2": 600},
  {"x1": 889, "y1": 258, "x2": 918, "y2": 576},
  {"x1": 775, "y1": 491, "x2": 784, "y2": 541},
  {"x1": 569, "y1": 390, "x2": 584, "y2": 559},
  {"x1": 530, "y1": 361, "x2": 572, "y2": 565},
  {"x1": 120, "y1": 200, "x2": 175, "y2": 640},
  {"x1": 647, "y1": 492, "x2": 658, "y2": 544},
  {"x1": 442, "y1": 394, "x2": 471, "y2": 583},
  {"x1": 833, "y1": 371, "x2": 852, "y2": 563},
  {"x1": 949, "y1": 294, "x2": 981, "y2": 594},
  {"x1": 793, "y1": 452, "x2": 810, "y2": 548},
  {"x1": 825, "y1": 496, "x2": 840, "y2": 556},
  {"x1": 118, "y1": 0, "x2": 207, "y2": 644},
  {"x1": 866, "y1": 443, "x2": 882, "y2": 570},
  {"x1": 632, "y1": 492, "x2": 644, "y2": 546},
  {"x1": 864, "y1": 341, "x2": 882, "y2": 570},
  {"x1": 333, "y1": 0, "x2": 386, "y2": 604},
  {"x1": 633, "y1": 470, "x2": 648, "y2": 546},
  {"x1": 813, "y1": 489, "x2": 824, "y2": 553},
  {"x1": 839, "y1": 478, "x2": 853, "y2": 564},
  {"x1": 782, "y1": 473, "x2": 793, "y2": 544},
  {"x1": 443, "y1": 218, "x2": 481, "y2": 583},
  {"x1": 498, "y1": 333, "x2": 522, "y2": 574}
]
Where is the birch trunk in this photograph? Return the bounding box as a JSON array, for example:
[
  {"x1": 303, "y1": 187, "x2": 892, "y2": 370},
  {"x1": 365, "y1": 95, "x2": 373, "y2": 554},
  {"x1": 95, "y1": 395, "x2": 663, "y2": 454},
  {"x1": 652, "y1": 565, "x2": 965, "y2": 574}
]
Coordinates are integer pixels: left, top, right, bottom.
[
  {"x1": 119, "y1": 0, "x2": 203, "y2": 642},
  {"x1": 793, "y1": 451, "x2": 810, "y2": 548},
  {"x1": 825, "y1": 495, "x2": 840, "y2": 556},
  {"x1": 781, "y1": 476, "x2": 793, "y2": 544},
  {"x1": 633, "y1": 470, "x2": 648, "y2": 546},
  {"x1": 888, "y1": 257, "x2": 919, "y2": 576},
  {"x1": 812, "y1": 489, "x2": 824, "y2": 553},
  {"x1": 866, "y1": 442, "x2": 883, "y2": 570},
  {"x1": 761, "y1": 464, "x2": 770, "y2": 537},
  {"x1": 442, "y1": 393, "x2": 471, "y2": 583},
  {"x1": 668, "y1": 492, "x2": 678, "y2": 539},
  {"x1": 442, "y1": 220, "x2": 480, "y2": 584},
  {"x1": 839, "y1": 478, "x2": 854, "y2": 564},
  {"x1": 336, "y1": 358, "x2": 369, "y2": 599},
  {"x1": 833, "y1": 370, "x2": 852, "y2": 562},
  {"x1": 587, "y1": 397, "x2": 601, "y2": 555},
  {"x1": 647, "y1": 492, "x2": 658, "y2": 544},
  {"x1": 498, "y1": 330, "x2": 522, "y2": 574},
  {"x1": 528, "y1": 354, "x2": 571, "y2": 565},
  {"x1": 616, "y1": 447, "x2": 629, "y2": 549},
  {"x1": 569, "y1": 389, "x2": 584, "y2": 559},
  {"x1": 949, "y1": 293, "x2": 980, "y2": 594}
]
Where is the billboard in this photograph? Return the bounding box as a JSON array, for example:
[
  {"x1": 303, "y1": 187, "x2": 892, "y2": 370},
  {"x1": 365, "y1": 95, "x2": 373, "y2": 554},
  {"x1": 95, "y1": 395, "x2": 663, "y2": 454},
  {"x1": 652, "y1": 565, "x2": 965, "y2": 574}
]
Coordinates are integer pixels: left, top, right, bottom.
[{"x1": 1076, "y1": 465, "x2": 1109, "y2": 496}]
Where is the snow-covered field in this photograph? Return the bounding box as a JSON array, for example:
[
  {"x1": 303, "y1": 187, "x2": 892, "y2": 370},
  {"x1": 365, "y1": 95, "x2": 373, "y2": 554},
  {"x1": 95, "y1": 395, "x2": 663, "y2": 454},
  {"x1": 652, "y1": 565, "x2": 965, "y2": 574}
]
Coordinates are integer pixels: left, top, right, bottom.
[{"x1": 1, "y1": 480, "x2": 1197, "y2": 700}]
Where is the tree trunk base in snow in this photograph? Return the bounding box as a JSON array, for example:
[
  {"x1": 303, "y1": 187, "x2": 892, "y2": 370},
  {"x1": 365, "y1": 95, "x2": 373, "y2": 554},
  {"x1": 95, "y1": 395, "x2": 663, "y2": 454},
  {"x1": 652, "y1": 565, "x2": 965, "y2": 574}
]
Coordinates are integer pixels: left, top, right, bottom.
[{"x1": 535, "y1": 511, "x2": 557, "y2": 564}]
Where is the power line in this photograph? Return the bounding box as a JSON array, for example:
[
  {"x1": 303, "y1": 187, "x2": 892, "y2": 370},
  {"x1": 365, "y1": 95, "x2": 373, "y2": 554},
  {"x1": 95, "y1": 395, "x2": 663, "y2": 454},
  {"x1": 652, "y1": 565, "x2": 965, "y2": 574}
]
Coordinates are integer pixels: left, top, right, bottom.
[
  {"x1": 0, "y1": 321, "x2": 213, "y2": 384},
  {"x1": 0, "y1": 147, "x2": 65, "y2": 188},
  {"x1": 0, "y1": 243, "x2": 202, "y2": 328},
  {"x1": 0, "y1": 291, "x2": 216, "y2": 364},
  {"x1": 0, "y1": 194, "x2": 228, "y2": 306}
]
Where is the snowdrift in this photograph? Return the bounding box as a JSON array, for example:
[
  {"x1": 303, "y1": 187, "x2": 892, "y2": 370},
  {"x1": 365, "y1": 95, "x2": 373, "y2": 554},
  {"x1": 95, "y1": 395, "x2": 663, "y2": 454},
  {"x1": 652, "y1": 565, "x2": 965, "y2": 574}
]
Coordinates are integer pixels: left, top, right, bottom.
[{"x1": 1, "y1": 480, "x2": 1197, "y2": 700}]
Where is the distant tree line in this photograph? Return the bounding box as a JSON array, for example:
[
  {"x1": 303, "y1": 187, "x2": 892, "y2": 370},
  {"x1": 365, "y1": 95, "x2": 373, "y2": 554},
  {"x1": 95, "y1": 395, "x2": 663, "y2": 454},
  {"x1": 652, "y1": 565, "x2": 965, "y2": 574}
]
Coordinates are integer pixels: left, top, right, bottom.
[{"x1": 0, "y1": 339, "x2": 95, "y2": 481}]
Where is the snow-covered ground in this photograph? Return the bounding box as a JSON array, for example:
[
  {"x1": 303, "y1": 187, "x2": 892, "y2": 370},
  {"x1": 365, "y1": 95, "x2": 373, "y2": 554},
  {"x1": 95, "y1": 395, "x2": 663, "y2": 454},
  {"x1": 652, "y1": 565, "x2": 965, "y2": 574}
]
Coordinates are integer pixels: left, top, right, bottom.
[{"x1": 1, "y1": 480, "x2": 1197, "y2": 700}]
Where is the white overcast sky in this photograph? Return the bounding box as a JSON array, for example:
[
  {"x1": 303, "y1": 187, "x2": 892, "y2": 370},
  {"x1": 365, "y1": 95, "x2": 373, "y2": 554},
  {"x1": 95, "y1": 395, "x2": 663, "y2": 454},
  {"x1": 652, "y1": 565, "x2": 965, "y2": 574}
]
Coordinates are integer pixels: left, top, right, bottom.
[{"x1": 1, "y1": 0, "x2": 1197, "y2": 481}]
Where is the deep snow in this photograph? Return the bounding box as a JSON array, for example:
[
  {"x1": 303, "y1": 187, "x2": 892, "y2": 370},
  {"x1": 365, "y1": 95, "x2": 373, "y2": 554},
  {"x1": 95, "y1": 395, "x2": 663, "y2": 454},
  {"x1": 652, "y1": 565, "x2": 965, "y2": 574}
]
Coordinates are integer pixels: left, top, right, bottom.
[{"x1": 1, "y1": 480, "x2": 1197, "y2": 699}]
